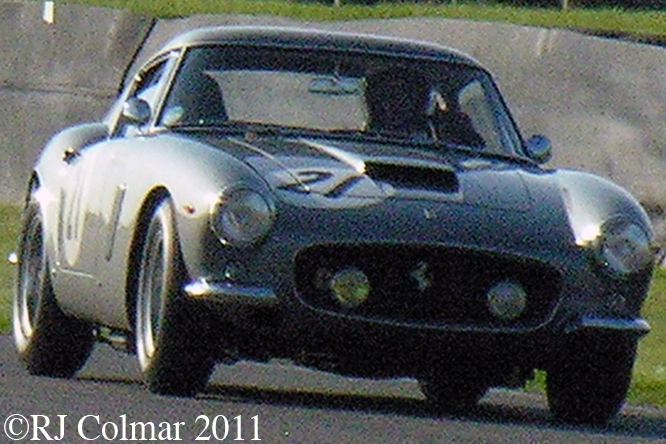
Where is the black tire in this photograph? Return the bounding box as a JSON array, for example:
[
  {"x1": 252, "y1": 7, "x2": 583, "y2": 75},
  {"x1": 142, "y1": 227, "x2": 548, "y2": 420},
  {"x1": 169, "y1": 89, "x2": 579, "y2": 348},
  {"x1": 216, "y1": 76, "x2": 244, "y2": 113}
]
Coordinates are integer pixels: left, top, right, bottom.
[
  {"x1": 546, "y1": 333, "x2": 637, "y2": 426},
  {"x1": 418, "y1": 368, "x2": 489, "y2": 413},
  {"x1": 13, "y1": 200, "x2": 94, "y2": 378},
  {"x1": 134, "y1": 198, "x2": 215, "y2": 397}
]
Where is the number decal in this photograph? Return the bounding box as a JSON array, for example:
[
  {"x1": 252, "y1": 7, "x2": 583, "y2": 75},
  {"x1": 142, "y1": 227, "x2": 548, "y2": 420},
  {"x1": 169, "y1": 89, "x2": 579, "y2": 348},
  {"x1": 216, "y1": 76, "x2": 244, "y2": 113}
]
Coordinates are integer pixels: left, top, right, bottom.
[
  {"x1": 58, "y1": 156, "x2": 94, "y2": 268},
  {"x1": 277, "y1": 169, "x2": 362, "y2": 198}
]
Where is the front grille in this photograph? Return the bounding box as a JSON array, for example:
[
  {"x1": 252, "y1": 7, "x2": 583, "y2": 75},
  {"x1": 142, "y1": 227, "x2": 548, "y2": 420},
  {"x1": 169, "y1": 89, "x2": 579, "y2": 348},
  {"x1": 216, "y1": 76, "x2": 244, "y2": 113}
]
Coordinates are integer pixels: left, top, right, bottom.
[{"x1": 294, "y1": 244, "x2": 561, "y2": 329}]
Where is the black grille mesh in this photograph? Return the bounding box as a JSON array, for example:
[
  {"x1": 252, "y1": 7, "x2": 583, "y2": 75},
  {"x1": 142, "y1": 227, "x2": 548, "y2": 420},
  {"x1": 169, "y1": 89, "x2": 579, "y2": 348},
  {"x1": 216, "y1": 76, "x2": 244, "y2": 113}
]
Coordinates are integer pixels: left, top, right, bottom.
[{"x1": 294, "y1": 244, "x2": 561, "y2": 328}]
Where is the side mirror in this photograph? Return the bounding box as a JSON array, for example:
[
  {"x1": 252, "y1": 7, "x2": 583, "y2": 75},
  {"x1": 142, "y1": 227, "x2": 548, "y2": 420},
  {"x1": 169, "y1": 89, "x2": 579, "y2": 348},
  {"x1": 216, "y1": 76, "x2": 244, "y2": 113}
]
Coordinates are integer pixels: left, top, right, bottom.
[
  {"x1": 525, "y1": 134, "x2": 552, "y2": 164},
  {"x1": 121, "y1": 98, "x2": 151, "y2": 125}
]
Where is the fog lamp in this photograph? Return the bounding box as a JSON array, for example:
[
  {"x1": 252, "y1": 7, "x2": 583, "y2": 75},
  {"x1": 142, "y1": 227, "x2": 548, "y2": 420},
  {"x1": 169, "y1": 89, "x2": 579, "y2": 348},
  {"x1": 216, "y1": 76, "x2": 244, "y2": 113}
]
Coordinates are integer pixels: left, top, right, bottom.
[
  {"x1": 330, "y1": 268, "x2": 370, "y2": 308},
  {"x1": 487, "y1": 280, "x2": 527, "y2": 321}
]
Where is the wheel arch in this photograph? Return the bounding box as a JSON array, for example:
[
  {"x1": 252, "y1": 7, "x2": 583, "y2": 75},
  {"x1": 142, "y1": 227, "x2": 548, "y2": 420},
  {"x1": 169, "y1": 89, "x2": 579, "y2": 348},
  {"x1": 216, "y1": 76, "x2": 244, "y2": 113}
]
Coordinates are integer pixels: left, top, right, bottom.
[
  {"x1": 124, "y1": 186, "x2": 173, "y2": 333},
  {"x1": 22, "y1": 172, "x2": 56, "y2": 279},
  {"x1": 20, "y1": 172, "x2": 42, "y2": 241},
  {"x1": 24, "y1": 173, "x2": 41, "y2": 205}
]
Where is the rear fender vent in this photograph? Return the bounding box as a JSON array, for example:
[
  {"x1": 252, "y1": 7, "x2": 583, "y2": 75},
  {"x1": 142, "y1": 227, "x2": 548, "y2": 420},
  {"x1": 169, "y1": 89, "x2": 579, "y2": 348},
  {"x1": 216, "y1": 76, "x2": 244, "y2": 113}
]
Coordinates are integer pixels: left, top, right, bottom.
[{"x1": 364, "y1": 161, "x2": 459, "y2": 194}]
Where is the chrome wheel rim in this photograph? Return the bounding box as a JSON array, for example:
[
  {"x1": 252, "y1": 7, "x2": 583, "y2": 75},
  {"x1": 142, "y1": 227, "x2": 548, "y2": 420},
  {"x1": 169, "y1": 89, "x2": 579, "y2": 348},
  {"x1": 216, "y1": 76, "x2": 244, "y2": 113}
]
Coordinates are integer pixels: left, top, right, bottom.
[
  {"x1": 136, "y1": 215, "x2": 168, "y2": 370},
  {"x1": 15, "y1": 213, "x2": 45, "y2": 342}
]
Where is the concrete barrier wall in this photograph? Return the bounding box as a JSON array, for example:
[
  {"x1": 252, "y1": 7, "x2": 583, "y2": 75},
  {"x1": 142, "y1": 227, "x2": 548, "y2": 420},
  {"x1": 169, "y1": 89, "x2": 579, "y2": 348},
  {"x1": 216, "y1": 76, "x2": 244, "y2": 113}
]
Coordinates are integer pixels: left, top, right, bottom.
[
  {"x1": 2, "y1": 1, "x2": 666, "y2": 239},
  {"x1": 0, "y1": 1, "x2": 153, "y2": 200}
]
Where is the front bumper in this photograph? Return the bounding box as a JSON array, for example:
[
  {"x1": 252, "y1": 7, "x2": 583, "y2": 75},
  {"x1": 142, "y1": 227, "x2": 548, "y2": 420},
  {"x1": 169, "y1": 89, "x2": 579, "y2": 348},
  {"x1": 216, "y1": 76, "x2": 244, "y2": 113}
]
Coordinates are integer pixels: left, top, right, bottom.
[
  {"x1": 569, "y1": 314, "x2": 650, "y2": 336},
  {"x1": 184, "y1": 278, "x2": 278, "y2": 308},
  {"x1": 183, "y1": 277, "x2": 651, "y2": 337},
  {"x1": 182, "y1": 275, "x2": 650, "y2": 379}
]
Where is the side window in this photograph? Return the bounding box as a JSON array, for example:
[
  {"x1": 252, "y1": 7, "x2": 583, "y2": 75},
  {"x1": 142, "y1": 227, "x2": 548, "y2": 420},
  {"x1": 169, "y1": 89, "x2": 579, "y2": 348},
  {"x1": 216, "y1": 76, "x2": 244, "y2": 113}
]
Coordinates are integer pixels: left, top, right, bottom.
[
  {"x1": 458, "y1": 80, "x2": 501, "y2": 152},
  {"x1": 131, "y1": 61, "x2": 167, "y2": 111},
  {"x1": 112, "y1": 54, "x2": 177, "y2": 137}
]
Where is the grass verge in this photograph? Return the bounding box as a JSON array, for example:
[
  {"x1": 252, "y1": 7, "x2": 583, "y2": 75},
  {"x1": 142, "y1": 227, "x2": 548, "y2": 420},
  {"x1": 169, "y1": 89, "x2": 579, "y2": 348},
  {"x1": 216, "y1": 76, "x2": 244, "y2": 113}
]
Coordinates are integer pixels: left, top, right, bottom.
[
  {"x1": 0, "y1": 204, "x2": 20, "y2": 333},
  {"x1": 51, "y1": 0, "x2": 666, "y2": 41},
  {"x1": 631, "y1": 268, "x2": 666, "y2": 407}
]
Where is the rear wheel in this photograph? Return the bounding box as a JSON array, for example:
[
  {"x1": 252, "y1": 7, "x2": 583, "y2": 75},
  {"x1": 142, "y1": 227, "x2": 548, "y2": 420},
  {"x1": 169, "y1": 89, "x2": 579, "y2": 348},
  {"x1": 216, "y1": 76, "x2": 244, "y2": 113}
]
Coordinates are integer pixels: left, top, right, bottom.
[
  {"x1": 13, "y1": 199, "x2": 94, "y2": 377},
  {"x1": 134, "y1": 197, "x2": 215, "y2": 397},
  {"x1": 546, "y1": 333, "x2": 637, "y2": 426}
]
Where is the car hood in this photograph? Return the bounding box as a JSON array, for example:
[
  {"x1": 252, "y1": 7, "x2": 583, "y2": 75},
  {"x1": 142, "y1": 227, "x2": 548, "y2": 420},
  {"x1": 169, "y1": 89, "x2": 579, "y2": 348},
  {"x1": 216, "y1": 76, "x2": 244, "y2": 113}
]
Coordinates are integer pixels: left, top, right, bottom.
[{"x1": 214, "y1": 136, "x2": 537, "y2": 211}]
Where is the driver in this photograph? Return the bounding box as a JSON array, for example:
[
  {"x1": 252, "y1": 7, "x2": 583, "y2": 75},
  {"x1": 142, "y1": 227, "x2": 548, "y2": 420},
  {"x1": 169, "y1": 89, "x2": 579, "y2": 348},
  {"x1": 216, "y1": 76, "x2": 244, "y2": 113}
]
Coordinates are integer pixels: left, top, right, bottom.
[{"x1": 364, "y1": 67, "x2": 431, "y2": 138}]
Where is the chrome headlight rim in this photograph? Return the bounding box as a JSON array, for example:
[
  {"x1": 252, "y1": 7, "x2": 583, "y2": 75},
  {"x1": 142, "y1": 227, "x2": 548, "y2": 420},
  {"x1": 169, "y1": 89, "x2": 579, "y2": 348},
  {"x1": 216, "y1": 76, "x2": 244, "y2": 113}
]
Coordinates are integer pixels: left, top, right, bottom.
[
  {"x1": 593, "y1": 216, "x2": 654, "y2": 279},
  {"x1": 210, "y1": 186, "x2": 276, "y2": 248}
]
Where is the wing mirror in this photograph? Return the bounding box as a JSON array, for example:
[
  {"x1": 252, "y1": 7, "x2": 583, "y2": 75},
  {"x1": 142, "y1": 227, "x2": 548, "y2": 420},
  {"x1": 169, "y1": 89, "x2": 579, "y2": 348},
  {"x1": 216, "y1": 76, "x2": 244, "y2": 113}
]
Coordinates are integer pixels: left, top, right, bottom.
[
  {"x1": 525, "y1": 134, "x2": 552, "y2": 164},
  {"x1": 121, "y1": 98, "x2": 151, "y2": 125}
]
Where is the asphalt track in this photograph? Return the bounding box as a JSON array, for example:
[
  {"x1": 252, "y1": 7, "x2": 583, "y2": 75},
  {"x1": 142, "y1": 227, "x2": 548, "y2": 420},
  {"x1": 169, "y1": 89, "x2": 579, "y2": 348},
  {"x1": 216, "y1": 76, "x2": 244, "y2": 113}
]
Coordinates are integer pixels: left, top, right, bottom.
[{"x1": 0, "y1": 336, "x2": 664, "y2": 443}]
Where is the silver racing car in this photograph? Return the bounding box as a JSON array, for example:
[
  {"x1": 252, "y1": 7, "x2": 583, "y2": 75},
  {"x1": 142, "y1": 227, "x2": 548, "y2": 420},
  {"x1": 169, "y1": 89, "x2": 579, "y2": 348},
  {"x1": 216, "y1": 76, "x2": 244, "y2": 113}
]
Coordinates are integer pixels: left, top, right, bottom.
[{"x1": 13, "y1": 25, "x2": 656, "y2": 426}]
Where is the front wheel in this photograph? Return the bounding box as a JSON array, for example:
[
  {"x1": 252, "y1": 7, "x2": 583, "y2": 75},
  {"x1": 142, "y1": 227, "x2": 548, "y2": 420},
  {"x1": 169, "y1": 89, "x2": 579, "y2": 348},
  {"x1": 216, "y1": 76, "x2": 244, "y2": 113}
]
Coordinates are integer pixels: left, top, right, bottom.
[
  {"x1": 134, "y1": 198, "x2": 215, "y2": 397},
  {"x1": 13, "y1": 200, "x2": 94, "y2": 378},
  {"x1": 546, "y1": 333, "x2": 637, "y2": 426}
]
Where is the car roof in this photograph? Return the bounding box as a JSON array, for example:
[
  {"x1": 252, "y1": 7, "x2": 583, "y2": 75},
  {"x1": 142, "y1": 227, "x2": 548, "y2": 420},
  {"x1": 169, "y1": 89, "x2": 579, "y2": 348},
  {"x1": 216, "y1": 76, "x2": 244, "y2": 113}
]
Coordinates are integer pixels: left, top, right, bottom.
[{"x1": 158, "y1": 25, "x2": 483, "y2": 68}]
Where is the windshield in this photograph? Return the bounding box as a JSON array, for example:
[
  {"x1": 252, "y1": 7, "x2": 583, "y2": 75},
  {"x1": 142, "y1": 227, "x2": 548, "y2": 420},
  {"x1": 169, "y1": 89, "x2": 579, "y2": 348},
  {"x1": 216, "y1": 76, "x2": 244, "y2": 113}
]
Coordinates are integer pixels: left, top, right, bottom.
[{"x1": 159, "y1": 45, "x2": 523, "y2": 156}]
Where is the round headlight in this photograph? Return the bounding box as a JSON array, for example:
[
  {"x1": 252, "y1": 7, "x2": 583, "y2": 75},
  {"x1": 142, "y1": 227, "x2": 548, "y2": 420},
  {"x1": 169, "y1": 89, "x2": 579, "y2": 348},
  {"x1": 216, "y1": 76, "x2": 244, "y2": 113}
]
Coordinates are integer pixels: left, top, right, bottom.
[
  {"x1": 211, "y1": 188, "x2": 275, "y2": 247},
  {"x1": 597, "y1": 218, "x2": 653, "y2": 277}
]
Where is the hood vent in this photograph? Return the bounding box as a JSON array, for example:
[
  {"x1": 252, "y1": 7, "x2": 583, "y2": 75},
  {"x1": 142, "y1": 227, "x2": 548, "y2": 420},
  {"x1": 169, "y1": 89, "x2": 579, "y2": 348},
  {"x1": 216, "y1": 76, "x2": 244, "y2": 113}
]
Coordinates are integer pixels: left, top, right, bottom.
[{"x1": 364, "y1": 161, "x2": 459, "y2": 194}]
